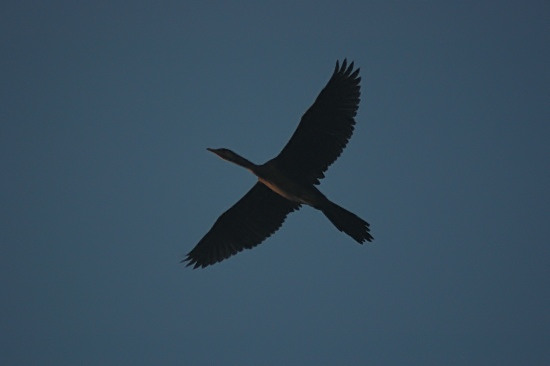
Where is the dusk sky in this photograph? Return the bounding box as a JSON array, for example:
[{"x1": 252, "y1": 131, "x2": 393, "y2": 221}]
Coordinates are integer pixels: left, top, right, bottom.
[{"x1": 2, "y1": 1, "x2": 548, "y2": 365}]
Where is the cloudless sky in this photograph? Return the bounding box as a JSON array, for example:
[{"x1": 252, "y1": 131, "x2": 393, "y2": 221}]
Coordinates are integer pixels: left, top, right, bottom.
[{"x1": 2, "y1": 1, "x2": 549, "y2": 365}]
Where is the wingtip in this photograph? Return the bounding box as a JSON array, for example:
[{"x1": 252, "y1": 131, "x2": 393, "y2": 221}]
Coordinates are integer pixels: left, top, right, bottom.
[
  {"x1": 347, "y1": 61, "x2": 354, "y2": 73},
  {"x1": 335, "y1": 58, "x2": 359, "y2": 75},
  {"x1": 182, "y1": 253, "x2": 197, "y2": 268},
  {"x1": 182, "y1": 252, "x2": 214, "y2": 269}
]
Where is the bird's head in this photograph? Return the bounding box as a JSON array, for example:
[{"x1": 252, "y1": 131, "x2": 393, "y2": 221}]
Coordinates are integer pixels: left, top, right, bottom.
[{"x1": 207, "y1": 147, "x2": 237, "y2": 161}]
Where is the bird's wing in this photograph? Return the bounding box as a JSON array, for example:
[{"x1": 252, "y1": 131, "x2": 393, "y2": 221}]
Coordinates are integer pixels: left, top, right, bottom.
[
  {"x1": 184, "y1": 182, "x2": 301, "y2": 268},
  {"x1": 274, "y1": 59, "x2": 361, "y2": 185}
]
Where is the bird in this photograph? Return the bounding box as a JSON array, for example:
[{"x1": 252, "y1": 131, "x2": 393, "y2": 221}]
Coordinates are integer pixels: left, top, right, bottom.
[{"x1": 184, "y1": 59, "x2": 373, "y2": 268}]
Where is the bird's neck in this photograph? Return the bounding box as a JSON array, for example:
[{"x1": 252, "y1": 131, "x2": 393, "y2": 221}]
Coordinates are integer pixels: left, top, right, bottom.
[{"x1": 227, "y1": 152, "x2": 256, "y2": 171}]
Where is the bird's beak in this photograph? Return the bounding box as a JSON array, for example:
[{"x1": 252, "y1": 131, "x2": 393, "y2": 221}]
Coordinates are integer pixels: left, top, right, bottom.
[{"x1": 207, "y1": 148, "x2": 221, "y2": 158}]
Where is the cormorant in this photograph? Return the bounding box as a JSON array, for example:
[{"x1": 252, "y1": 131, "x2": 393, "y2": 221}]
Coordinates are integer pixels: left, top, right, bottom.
[{"x1": 184, "y1": 59, "x2": 373, "y2": 268}]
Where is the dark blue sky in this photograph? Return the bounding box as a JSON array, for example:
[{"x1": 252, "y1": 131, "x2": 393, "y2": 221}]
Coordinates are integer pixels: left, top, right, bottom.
[{"x1": 2, "y1": 1, "x2": 548, "y2": 365}]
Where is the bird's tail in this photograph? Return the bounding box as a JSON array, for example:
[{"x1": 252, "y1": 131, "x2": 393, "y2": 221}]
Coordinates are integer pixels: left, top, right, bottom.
[{"x1": 321, "y1": 201, "x2": 373, "y2": 243}]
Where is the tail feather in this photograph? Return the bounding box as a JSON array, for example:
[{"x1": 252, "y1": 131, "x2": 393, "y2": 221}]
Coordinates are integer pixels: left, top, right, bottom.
[{"x1": 322, "y1": 201, "x2": 373, "y2": 243}]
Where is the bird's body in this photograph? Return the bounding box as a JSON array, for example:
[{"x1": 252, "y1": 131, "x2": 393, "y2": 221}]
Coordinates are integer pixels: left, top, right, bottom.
[
  {"x1": 256, "y1": 162, "x2": 326, "y2": 205},
  {"x1": 185, "y1": 60, "x2": 373, "y2": 268}
]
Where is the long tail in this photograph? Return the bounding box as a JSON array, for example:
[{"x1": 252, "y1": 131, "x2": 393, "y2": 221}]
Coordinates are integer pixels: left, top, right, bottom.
[{"x1": 321, "y1": 201, "x2": 373, "y2": 243}]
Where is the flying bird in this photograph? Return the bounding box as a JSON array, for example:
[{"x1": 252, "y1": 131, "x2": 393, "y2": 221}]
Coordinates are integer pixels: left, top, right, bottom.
[{"x1": 185, "y1": 59, "x2": 373, "y2": 268}]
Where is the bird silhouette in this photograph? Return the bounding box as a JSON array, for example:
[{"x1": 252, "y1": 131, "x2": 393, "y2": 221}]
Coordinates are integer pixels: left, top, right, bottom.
[{"x1": 185, "y1": 59, "x2": 373, "y2": 268}]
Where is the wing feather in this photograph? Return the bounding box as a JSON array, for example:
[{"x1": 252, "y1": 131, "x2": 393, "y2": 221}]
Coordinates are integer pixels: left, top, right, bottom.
[
  {"x1": 184, "y1": 183, "x2": 301, "y2": 268},
  {"x1": 274, "y1": 59, "x2": 361, "y2": 185}
]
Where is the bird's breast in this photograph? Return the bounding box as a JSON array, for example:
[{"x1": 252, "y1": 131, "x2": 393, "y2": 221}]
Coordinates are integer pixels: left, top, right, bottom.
[
  {"x1": 256, "y1": 169, "x2": 326, "y2": 207},
  {"x1": 258, "y1": 177, "x2": 302, "y2": 202}
]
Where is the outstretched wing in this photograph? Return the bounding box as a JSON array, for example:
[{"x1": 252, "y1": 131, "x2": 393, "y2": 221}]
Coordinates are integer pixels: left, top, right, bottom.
[
  {"x1": 274, "y1": 59, "x2": 361, "y2": 185},
  {"x1": 184, "y1": 183, "x2": 301, "y2": 268}
]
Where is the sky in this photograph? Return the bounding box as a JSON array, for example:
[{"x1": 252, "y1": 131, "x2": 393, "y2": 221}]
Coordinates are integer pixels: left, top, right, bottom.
[{"x1": 1, "y1": 1, "x2": 549, "y2": 365}]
